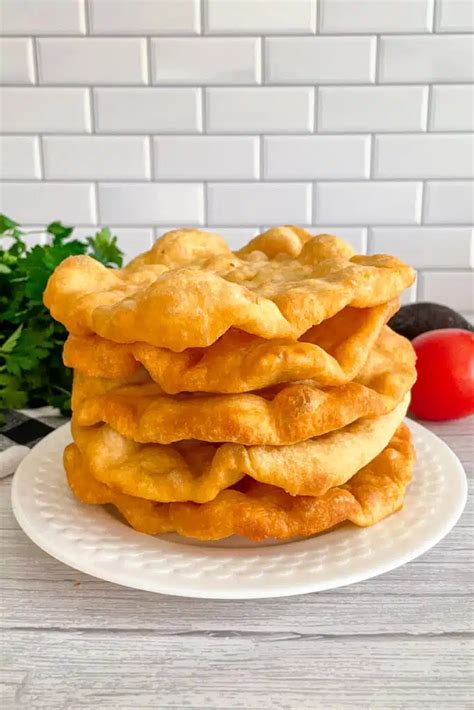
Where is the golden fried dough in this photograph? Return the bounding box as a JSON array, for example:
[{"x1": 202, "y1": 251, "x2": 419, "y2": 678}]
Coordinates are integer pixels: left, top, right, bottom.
[
  {"x1": 71, "y1": 328, "x2": 416, "y2": 445},
  {"x1": 63, "y1": 299, "x2": 399, "y2": 393},
  {"x1": 44, "y1": 226, "x2": 415, "y2": 351},
  {"x1": 71, "y1": 394, "x2": 409, "y2": 502},
  {"x1": 64, "y1": 424, "x2": 414, "y2": 541}
]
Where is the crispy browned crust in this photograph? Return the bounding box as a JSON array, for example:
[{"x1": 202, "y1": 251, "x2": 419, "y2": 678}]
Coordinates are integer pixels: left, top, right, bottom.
[
  {"x1": 71, "y1": 328, "x2": 416, "y2": 445},
  {"x1": 63, "y1": 299, "x2": 399, "y2": 393},
  {"x1": 64, "y1": 424, "x2": 414, "y2": 541},
  {"x1": 44, "y1": 226, "x2": 415, "y2": 352}
]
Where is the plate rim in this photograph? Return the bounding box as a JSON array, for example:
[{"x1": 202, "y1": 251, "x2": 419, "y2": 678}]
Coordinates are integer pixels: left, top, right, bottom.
[{"x1": 11, "y1": 419, "x2": 468, "y2": 600}]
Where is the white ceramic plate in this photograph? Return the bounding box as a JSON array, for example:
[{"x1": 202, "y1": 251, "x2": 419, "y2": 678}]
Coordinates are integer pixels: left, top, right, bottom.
[{"x1": 12, "y1": 420, "x2": 466, "y2": 599}]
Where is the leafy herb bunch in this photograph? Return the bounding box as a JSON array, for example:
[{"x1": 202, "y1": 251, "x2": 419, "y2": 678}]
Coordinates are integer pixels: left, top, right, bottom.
[{"x1": 0, "y1": 214, "x2": 123, "y2": 419}]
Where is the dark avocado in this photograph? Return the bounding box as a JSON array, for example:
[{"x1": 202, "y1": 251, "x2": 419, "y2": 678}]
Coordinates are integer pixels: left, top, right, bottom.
[{"x1": 389, "y1": 302, "x2": 473, "y2": 341}]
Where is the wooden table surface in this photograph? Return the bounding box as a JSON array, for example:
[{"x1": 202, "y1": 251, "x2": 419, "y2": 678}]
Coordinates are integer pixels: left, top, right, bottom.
[{"x1": 1, "y1": 417, "x2": 472, "y2": 710}]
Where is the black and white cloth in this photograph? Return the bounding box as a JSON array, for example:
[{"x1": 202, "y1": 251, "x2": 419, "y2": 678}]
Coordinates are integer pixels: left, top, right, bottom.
[{"x1": 0, "y1": 408, "x2": 68, "y2": 478}]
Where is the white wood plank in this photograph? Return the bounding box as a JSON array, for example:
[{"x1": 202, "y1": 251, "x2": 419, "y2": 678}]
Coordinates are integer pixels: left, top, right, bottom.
[{"x1": 2, "y1": 631, "x2": 472, "y2": 709}]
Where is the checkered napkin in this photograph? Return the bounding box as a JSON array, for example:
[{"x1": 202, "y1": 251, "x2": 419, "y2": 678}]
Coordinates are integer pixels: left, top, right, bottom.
[{"x1": 0, "y1": 407, "x2": 68, "y2": 479}]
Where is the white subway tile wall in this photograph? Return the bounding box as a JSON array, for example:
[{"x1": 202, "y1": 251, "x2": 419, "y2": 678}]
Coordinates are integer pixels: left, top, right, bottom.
[
  {"x1": 93, "y1": 87, "x2": 202, "y2": 132},
  {"x1": 263, "y1": 135, "x2": 370, "y2": 178},
  {"x1": 89, "y1": 0, "x2": 200, "y2": 35},
  {"x1": 0, "y1": 136, "x2": 41, "y2": 178},
  {"x1": 0, "y1": 0, "x2": 472, "y2": 312},
  {"x1": 0, "y1": 87, "x2": 91, "y2": 132},
  {"x1": 206, "y1": 87, "x2": 314, "y2": 132},
  {"x1": 153, "y1": 136, "x2": 259, "y2": 179},
  {"x1": 151, "y1": 37, "x2": 261, "y2": 84},
  {"x1": 379, "y1": 34, "x2": 474, "y2": 83},
  {"x1": 0, "y1": 0, "x2": 86, "y2": 35},
  {"x1": 98, "y1": 182, "x2": 204, "y2": 224},
  {"x1": 0, "y1": 38, "x2": 35, "y2": 84},
  {"x1": 37, "y1": 38, "x2": 149, "y2": 84},
  {"x1": 205, "y1": 0, "x2": 317, "y2": 34},
  {"x1": 370, "y1": 227, "x2": 473, "y2": 268},
  {"x1": 419, "y1": 271, "x2": 474, "y2": 311},
  {"x1": 319, "y1": 0, "x2": 433, "y2": 33},
  {"x1": 0, "y1": 182, "x2": 96, "y2": 223},
  {"x1": 318, "y1": 86, "x2": 429, "y2": 132},
  {"x1": 208, "y1": 182, "x2": 312, "y2": 225},
  {"x1": 436, "y1": 0, "x2": 474, "y2": 32},
  {"x1": 430, "y1": 85, "x2": 474, "y2": 131},
  {"x1": 42, "y1": 136, "x2": 151, "y2": 179},
  {"x1": 374, "y1": 134, "x2": 474, "y2": 178},
  {"x1": 266, "y1": 36, "x2": 376, "y2": 83},
  {"x1": 424, "y1": 181, "x2": 474, "y2": 224},
  {"x1": 315, "y1": 182, "x2": 423, "y2": 224}
]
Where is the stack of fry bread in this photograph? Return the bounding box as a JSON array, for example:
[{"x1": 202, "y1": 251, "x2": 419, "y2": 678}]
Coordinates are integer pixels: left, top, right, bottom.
[{"x1": 44, "y1": 226, "x2": 417, "y2": 541}]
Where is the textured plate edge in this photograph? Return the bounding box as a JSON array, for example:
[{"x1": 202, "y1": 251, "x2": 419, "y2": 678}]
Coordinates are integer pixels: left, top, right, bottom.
[{"x1": 10, "y1": 419, "x2": 468, "y2": 600}]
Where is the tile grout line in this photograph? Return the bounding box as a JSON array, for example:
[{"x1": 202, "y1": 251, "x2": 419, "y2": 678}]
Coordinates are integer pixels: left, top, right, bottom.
[
  {"x1": 361, "y1": 227, "x2": 369, "y2": 255},
  {"x1": 145, "y1": 37, "x2": 152, "y2": 85},
  {"x1": 421, "y1": 83, "x2": 437, "y2": 226},
  {"x1": 368, "y1": 31, "x2": 379, "y2": 184},
  {"x1": 145, "y1": 34, "x2": 154, "y2": 186},
  {"x1": 30, "y1": 38, "x2": 39, "y2": 84},
  {"x1": 84, "y1": 0, "x2": 91, "y2": 34},
  {"x1": 259, "y1": 135, "x2": 264, "y2": 181},
  {"x1": 4, "y1": 81, "x2": 473, "y2": 88},
  {"x1": 373, "y1": 34, "x2": 380, "y2": 85},
  {"x1": 432, "y1": 0, "x2": 440, "y2": 33},
  {"x1": 257, "y1": 36, "x2": 263, "y2": 86},
  {"x1": 3, "y1": 31, "x2": 474, "y2": 38},
  {"x1": 31, "y1": 40, "x2": 44, "y2": 178},
  {"x1": 32, "y1": 37, "x2": 41, "y2": 84},
  {"x1": 1, "y1": 131, "x2": 472, "y2": 137},
  {"x1": 416, "y1": 270, "x2": 423, "y2": 301},
  {"x1": 147, "y1": 136, "x2": 154, "y2": 182},
  {"x1": 203, "y1": 180, "x2": 209, "y2": 226},
  {"x1": 313, "y1": 87, "x2": 319, "y2": 133},
  {"x1": 426, "y1": 85, "x2": 435, "y2": 132},
  {"x1": 199, "y1": 0, "x2": 208, "y2": 227},
  {"x1": 315, "y1": 0, "x2": 321, "y2": 34},
  {"x1": 85, "y1": 0, "x2": 100, "y2": 227},
  {"x1": 199, "y1": 0, "x2": 205, "y2": 35},
  {"x1": 88, "y1": 87, "x2": 99, "y2": 225},
  {"x1": 259, "y1": 35, "x2": 265, "y2": 181},
  {"x1": 1, "y1": 177, "x2": 471, "y2": 184},
  {"x1": 366, "y1": 226, "x2": 373, "y2": 255},
  {"x1": 420, "y1": 180, "x2": 429, "y2": 225},
  {"x1": 374, "y1": 35, "x2": 381, "y2": 84},
  {"x1": 17, "y1": 222, "x2": 474, "y2": 232},
  {"x1": 369, "y1": 134, "x2": 376, "y2": 179},
  {"x1": 36, "y1": 135, "x2": 45, "y2": 181}
]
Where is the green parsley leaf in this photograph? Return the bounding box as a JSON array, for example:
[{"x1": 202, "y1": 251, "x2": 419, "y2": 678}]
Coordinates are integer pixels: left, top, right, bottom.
[
  {"x1": 86, "y1": 227, "x2": 123, "y2": 267},
  {"x1": 47, "y1": 221, "x2": 74, "y2": 245},
  {"x1": 0, "y1": 374, "x2": 28, "y2": 411},
  {"x1": 1, "y1": 324, "x2": 23, "y2": 353},
  {"x1": 0, "y1": 214, "x2": 124, "y2": 417},
  {"x1": 0, "y1": 214, "x2": 18, "y2": 234}
]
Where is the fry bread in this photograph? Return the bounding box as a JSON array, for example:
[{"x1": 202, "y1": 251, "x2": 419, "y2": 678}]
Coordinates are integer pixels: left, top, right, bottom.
[
  {"x1": 71, "y1": 328, "x2": 416, "y2": 445},
  {"x1": 63, "y1": 299, "x2": 399, "y2": 393},
  {"x1": 44, "y1": 226, "x2": 415, "y2": 352},
  {"x1": 64, "y1": 424, "x2": 414, "y2": 541},
  {"x1": 71, "y1": 395, "x2": 409, "y2": 502}
]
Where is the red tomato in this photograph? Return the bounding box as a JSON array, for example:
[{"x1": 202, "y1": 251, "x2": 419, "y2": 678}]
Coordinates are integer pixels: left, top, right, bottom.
[{"x1": 410, "y1": 328, "x2": 474, "y2": 421}]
